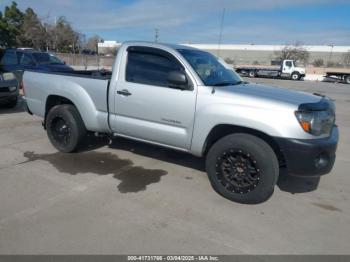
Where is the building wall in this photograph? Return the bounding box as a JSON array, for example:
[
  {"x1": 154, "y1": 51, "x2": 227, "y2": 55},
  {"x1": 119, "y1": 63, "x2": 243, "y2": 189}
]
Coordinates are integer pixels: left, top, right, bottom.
[
  {"x1": 93, "y1": 41, "x2": 350, "y2": 68},
  {"x1": 186, "y1": 44, "x2": 350, "y2": 66},
  {"x1": 198, "y1": 49, "x2": 347, "y2": 66}
]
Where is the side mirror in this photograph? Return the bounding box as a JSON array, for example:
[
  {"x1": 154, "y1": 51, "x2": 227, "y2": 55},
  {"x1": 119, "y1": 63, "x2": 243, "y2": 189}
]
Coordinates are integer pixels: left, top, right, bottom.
[{"x1": 167, "y1": 71, "x2": 188, "y2": 90}]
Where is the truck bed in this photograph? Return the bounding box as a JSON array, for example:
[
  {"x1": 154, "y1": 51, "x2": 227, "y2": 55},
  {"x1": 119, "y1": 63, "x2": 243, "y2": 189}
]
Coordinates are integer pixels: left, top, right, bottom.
[
  {"x1": 235, "y1": 66, "x2": 280, "y2": 72},
  {"x1": 48, "y1": 69, "x2": 112, "y2": 80},
  {"x1": 24, "y1": 70, "x2": 111, "y2": 132}
]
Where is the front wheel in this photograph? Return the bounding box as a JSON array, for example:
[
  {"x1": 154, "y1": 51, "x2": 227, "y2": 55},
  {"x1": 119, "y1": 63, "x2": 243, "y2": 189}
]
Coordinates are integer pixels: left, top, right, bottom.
[
  {"x1": 206, "y1": 134, "x2": 279, "y2": 204},
  {"x1": 46, "y1": 104, "x2": 86, "y2": 153},
  {"x1": 291, "y1": 72, "x2": 300, "y2": 80}
]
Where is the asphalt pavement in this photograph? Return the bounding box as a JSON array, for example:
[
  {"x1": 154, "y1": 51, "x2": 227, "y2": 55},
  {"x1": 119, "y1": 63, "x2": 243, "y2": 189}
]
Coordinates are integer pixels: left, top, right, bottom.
[{"x1": 0, "y1": 78, "x2": 349, "y2": 254}]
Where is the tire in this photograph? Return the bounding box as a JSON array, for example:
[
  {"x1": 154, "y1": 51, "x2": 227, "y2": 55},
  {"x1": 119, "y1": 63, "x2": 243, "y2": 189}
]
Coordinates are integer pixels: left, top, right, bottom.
[
  {"x1": 46, "y1": 104, "x2": 86, "y2": 153},
  {"x1": 5, "y1": 97, "x2": 17, "y2": 108},
  {"x1": 345, "y1": 75, "x2": 350, "y2": 84},
  {"x1": 206, "y1": 133, "x2": 279, "y2": 204},
  {"x1": 291, "y1": 72, "x2": 300, "y2": 80},
  {"x1": 248, "y1": 70, "x2": 256, "y2": 78}
]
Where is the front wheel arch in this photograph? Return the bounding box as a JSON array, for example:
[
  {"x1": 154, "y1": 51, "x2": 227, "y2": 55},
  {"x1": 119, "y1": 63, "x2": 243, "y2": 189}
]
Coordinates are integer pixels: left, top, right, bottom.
[
  {"x1": 203, "y1": 124, "x2": 285, "y2": 167},
  {"x1": 291, "y1": 71, "x2": 300, "y2": 80}
]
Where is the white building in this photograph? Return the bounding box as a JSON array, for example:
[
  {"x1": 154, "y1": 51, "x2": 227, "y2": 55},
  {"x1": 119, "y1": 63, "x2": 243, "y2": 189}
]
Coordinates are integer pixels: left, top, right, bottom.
[
  {"x1": 98, "y1": 41, "x2": 350, "y2": 65},
  {"x1": 97, "y1": 41, "x2": 122, "y2": 55},
  {"x1": 185, "y1": 44, "x2": 350, "y2": 65}
]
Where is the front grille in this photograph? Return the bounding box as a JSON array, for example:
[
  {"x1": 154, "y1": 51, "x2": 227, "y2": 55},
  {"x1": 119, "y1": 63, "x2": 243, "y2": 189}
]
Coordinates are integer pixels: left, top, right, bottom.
[{"x1": 0, "y1": 87, "x2": 9, "y2": 92}]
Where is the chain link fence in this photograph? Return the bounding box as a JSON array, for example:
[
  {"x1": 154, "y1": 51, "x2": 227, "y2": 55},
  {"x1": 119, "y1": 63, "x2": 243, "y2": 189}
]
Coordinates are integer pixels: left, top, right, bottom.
[{"x1": 55, "y1": 53, "x2": 114, "y2": 70}]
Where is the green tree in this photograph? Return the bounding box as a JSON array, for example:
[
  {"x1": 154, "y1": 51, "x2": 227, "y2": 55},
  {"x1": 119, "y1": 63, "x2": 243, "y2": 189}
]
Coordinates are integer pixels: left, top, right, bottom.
[
  {"x1": 0, "y1": 11, "x2": 9, "y2": 46},
  {"x1": 1, "y1": 1, "x2": 24, "y2": 47},
  {"x1": 1, "y1": 1, "x2": 84, "y2": 52}
]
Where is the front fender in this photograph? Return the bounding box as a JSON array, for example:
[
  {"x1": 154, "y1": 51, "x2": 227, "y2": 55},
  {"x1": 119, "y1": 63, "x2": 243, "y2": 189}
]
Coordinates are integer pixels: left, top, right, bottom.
[{"x1": 190, "y1": 103, "x2": 301, "y2": 156}]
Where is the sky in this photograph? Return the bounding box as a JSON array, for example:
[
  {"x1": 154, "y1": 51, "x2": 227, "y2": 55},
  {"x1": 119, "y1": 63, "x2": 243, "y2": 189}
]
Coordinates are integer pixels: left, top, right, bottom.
[{"x1": 1, "y1": 0, "x2": 350, "y2": 45}]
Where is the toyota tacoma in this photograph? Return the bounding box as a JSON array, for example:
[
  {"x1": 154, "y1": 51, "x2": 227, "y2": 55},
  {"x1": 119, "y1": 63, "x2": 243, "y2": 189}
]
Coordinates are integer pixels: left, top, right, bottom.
[{"x1": 23, "y1": 42, "x2": 338, "y2": 204}]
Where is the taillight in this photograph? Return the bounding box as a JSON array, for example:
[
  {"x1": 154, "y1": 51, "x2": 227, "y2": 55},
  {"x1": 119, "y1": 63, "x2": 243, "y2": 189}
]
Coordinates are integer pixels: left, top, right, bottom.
[{"x1": 21, "y1": 81, "x2": 25, "y2": 96}]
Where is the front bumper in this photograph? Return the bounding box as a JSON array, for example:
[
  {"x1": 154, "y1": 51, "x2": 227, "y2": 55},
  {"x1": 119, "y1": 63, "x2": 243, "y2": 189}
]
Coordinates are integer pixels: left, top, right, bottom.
[
  {"x1": 0, "y1": 79, "x2": 19, "y2": 101},
  {"x1": 275, "y1": 126, "x2": 339, "y2": 177},
  {"x1": 0, "y1": 92, "x2": 18, "y2": 101}
]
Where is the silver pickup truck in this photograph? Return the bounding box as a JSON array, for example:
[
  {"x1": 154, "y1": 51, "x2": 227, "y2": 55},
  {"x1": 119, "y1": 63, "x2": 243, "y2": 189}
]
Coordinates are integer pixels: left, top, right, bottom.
[{"x1": 24, "y1": 42, "x2": 338, "y2": 204}]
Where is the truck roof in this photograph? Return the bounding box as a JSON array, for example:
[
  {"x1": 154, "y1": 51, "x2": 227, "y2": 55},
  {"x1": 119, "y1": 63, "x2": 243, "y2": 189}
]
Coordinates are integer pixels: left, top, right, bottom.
[{"x1": 122, "y1": 41, "x2": 200, "y2": 51}]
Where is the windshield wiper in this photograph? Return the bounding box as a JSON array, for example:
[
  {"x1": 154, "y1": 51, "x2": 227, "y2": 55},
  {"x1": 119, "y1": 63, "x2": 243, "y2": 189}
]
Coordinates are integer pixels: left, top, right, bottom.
[
  {"x1": 212, "y1": 80, "x2": 246, "y2": 86},
  {"x1": 211, "y1": 82, "x2": 236, "y2": 86},
  {"x1": 211, "y1": 80, "x2": 246, "y2": 94}
]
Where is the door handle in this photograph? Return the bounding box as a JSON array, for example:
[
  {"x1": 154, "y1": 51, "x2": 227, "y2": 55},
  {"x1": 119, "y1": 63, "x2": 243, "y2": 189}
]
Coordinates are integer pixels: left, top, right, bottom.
[{"x1": 117, "y1": 89, "x2": 132, "y2": 96}]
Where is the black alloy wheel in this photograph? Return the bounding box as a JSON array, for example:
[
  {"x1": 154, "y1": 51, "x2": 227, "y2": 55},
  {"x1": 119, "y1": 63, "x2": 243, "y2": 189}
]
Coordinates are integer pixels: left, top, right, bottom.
[
  {"x1": 50, "y1": 116, "x2": 72, "y2": 146},
  {"x1": 216, "y1": 149, "x2": 261, "y2": 194}
]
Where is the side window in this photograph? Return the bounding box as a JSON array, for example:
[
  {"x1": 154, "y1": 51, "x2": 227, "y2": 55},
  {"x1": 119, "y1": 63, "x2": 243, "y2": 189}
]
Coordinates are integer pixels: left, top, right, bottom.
[
  {"x1": 20, "y1": 54, "x2": 34, "y2": 65},
  {"x1": 126, "y1": 51, "x2": 183, "y2": 87},
  {"x1": 0, "y1": 50, "x2": 18, "y2": 65},
  {"x1": 285, "y1": 61, "x2": 292, "y2": 67}
]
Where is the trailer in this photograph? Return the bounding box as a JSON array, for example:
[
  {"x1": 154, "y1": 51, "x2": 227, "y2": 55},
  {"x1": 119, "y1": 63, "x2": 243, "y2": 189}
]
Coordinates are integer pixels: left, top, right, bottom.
[
  {"x1": 235, "y1": 60, "x2": 306, "y2": 81},
  {"x1": 325, "y1": 71, "x2": 350, "y2": 84}
]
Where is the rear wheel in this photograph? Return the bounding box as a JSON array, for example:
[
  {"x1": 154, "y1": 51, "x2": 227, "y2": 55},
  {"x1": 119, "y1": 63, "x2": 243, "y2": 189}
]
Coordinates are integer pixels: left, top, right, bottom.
[
  {"x1": 206, "y1": 133, "x2": 279, "y2": 204},
  {"x1": 46, "y1": 104, "x2": 86, "y2": 153},
  {"x1": 291, "y1": 72, "x2": 300, "y2": 80},
  {"x1": 248, "y1": 70, "x2": 256, "y2": 78},
  {"x1": 345, "y1": 75, "x2": 350, "y2": 84}
]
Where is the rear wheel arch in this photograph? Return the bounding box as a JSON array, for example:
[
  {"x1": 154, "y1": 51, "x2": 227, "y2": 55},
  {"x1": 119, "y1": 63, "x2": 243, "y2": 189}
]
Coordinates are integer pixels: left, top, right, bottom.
[
  {"x1": 203, "y1": 124, "x2": 285, "y2": 166},
  {"x1": 45, "y1": 95, "x2": 75, "y2": 126}
]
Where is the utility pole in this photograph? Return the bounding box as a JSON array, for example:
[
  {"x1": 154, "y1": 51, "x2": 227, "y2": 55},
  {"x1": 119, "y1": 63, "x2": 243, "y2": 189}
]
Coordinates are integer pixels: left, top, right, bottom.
[
  {"x1": 324, "y1": 43, "x2": 334, "y2": 74},
  {"x1": 54, "y1": 16, "x2": 58, "y2": 52},
  {"x1": 328, "y1": 44, "x2": 334, "y2": 66},
  {"x1": 217, "y1": 8, "x2": 226, "y2": 57},
  {"x1": 154, "y1": 28, "x2": 159, "y2": 43}
]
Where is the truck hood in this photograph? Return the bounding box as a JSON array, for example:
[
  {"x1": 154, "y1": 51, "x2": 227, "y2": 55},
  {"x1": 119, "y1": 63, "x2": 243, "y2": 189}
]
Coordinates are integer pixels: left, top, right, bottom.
[
  {"x1": 215, "y1": 82, "x2": 321, "y2": 108},
  {"x1": 295, "y1": 67, "x2": 306, "y2": 74}
]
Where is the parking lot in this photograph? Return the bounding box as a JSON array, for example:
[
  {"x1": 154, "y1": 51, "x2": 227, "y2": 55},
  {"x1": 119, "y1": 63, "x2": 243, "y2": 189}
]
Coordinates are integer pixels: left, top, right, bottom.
[{"x1": 0, "y1": 78, "x2": 349, "y2": 255}]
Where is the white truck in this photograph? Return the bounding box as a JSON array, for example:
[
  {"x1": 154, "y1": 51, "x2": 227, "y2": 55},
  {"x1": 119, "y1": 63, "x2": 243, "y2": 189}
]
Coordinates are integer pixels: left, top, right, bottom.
[
  {"x1": 235, "y1": 60, "x2": 306, "y2": 80},
  {"x1": 24, "y1": 42, "x2": 338, "y2": 204},
  {"x1": 325, "y1": 71, "x2": 350, "y2": 84}
]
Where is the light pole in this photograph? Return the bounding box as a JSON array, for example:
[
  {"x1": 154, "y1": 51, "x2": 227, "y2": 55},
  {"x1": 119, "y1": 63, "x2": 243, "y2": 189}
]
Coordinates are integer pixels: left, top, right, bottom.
[
  {"x1": 328, "y1": 44, "x2": 334, "y2": 67},
  {"x1": 217, "y1": 8, "x2": 226, "y2": 58}
]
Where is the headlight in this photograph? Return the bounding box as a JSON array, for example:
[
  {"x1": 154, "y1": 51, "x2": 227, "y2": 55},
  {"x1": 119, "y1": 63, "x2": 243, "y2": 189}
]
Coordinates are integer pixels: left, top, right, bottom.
[
  {"x1": 2, "y1": 72, "x2": 16, "y2": 81},
  {"x1": 295, "y1": 109, "x2": 335, "y2": 136},
  {"x1": 9, "y1": 86, "x2": 17, "y2": 92}
]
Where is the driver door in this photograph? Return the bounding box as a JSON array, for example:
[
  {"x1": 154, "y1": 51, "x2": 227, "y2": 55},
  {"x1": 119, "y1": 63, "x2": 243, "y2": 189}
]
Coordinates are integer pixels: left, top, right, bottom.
[
  {"x1": 282, "y1": 60, "x2": 293, "y2": 75},
  {"x1": 110, "y1": 47, "x2": 197, "y2": 150}
]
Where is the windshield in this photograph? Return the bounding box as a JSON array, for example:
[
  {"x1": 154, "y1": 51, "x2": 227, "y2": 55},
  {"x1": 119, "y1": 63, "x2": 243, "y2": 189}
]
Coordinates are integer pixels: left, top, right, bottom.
[
  {"x1": 32, "y1": 53, "x2": 64, "y2": 65},
  {"x1": 177, "y1": 49, "x2": 242, "y2": 86}
]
